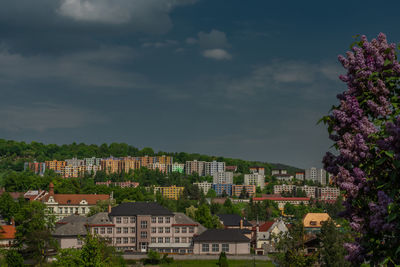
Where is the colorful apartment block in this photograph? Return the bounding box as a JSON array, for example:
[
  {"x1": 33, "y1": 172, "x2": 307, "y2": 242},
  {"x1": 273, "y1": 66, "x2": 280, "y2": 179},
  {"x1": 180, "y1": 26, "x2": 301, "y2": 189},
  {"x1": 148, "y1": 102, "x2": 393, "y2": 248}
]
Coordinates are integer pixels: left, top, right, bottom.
[
  {"x1": 154, "y1": 186, "x2": 185, "y2": 200},
  {"x1": 120, "y1": 157, "x2": 141, "y2": 173},
  {"x1": 212, "y1": 184, "x2": 233, "y2": 196},
  {"x1": 45, "y1": 160, "x2": 66, "y2": 173},
  {"x1": 101, "y1": 157, "x2": 120, "y2": 174},
  {"x1": 232, "y1": 185, "x2": 256, "y2": 197}
]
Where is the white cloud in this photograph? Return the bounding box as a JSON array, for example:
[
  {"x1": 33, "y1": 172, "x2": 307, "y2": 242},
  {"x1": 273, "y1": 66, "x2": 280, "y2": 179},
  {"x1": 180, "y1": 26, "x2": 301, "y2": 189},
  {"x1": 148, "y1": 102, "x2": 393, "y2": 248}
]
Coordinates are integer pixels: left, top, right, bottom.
[
  {"x1": 0, "y1": 104, "x2": 106, "y2": 132},
  {"x1": 142, "y1": 40, "x2": 178, "y2": 48},
  {"x1": 202, "y1": 49, "x2": 232, "y2": 60},
  {"x1": 57, "y1": 0, "x2": 198, "y2": 33}
]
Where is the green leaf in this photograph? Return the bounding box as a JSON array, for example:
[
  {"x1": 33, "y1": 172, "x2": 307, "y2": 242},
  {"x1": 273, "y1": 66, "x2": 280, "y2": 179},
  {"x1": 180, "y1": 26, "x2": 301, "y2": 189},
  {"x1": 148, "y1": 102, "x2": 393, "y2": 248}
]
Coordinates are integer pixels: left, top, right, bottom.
[
  {"x1": 384, "y1": 151, "x2": 394, "y2": 158},
  {"x1": 384, "y1": 59, "x2": 392, "y2": 66},
  {"x1": 376, "y1": 157, "x2": 386, "y2": 165}
]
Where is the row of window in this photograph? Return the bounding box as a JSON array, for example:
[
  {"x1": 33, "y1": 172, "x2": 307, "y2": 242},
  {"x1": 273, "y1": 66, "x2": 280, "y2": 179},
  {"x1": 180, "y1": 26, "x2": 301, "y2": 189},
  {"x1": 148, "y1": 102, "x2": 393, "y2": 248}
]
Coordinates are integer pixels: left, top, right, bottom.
[
  {"x1": 115, "y1": 217, "x2": 136, "y2": 224},
  {"x1": 116, "y1": 227, "x2": 135, "y2": 234},
  {"x1": 150, "y1": 237, "x2": 192, "y2": 243},
  {"x1": 116, "y1": 237, "x2": 136, "y2": 244},
  {"x1": 151, "y1": 217, "x2": 171, "y2": 224},
  {"x1": 50, "y1": 207, "x2": 86, "y2": 214},
  {"x1": 151, "y1": 227, "x2": 170, "y2": 233},
  {"x1": 202, "y1": 243, "x2": 229, "y2": 253},
  {"x1": 93, "y1": 227, "x2": 113, "y2": 234},
  {"x1": 174, "y1": 226, "x2": 194, "y2": 233}
]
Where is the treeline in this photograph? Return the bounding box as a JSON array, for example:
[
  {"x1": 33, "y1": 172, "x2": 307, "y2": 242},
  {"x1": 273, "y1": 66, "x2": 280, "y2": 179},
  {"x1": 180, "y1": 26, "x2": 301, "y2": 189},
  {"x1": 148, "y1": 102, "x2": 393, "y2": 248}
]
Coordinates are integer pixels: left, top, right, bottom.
[{"x1": 0, "y1": 139, "x2": 302, "y2": 174}]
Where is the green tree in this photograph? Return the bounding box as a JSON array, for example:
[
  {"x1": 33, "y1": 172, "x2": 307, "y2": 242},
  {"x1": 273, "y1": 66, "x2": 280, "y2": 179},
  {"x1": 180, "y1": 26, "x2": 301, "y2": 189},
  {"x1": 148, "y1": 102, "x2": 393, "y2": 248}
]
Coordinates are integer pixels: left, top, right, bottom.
[
  {"x1": 5, "y1": 249, "x2": 24, "y2": 267},
  {"x1": 195, "y1": 204, "x2": 221, "y2": 229},
  {"x1": 14, "y1": 201, "x2": 57, "y2": 265},
  {"x1": 0, "y1": 192, "x2": 18, "y2": 222},
  {"x1": 319, "y1": 219, "x2": 350, "y2": 267},
  {"x1": 217, "y1": 251, "x2": 229, "y2": 267},
  {"x1": 206, "y1": 189, "x2": 217, "y2": 198}
]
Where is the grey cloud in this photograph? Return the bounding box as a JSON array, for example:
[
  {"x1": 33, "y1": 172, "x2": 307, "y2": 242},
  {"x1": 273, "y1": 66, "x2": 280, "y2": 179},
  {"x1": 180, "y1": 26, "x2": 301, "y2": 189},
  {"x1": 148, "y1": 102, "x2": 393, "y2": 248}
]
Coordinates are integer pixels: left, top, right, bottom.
[
  {"x1": 196, "y1": 29, "x2": 230, "y2": 48},
  {"x1": 0, "y1": 104, "x2": 107, "y2": 132},
  {"x1": 202, "y1": 49, "x2": 232, "y2": 60},
  {"x1": 0, "y1": 45, "x2": 148, "y2": 91}
]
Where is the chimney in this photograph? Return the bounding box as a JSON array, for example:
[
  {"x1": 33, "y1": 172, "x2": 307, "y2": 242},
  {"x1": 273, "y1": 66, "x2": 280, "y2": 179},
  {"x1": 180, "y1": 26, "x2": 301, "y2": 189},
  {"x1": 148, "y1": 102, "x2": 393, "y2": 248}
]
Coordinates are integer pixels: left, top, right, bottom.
[
  {"x1": 49, "y1": 182, "x2": 54, "y2": 196},
  {"x1": 108, "y1": 204, "x2": 112, "y2": 213},
  {"x1": 240, "y1": 219, "x2": 243, "y2": 229},
  {"x1": 10, "y1": 217, "x2": 15, "y2": 226}
]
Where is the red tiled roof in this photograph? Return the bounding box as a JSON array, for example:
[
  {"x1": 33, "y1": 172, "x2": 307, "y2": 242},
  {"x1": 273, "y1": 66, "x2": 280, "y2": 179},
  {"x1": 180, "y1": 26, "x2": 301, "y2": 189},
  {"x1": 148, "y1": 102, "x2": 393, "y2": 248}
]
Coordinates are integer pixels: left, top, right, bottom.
[
  {"x1": 0, "y1": 225, "x2": 16, "y2": 239},
  {"x1": 253, "y1": 197, "x2": 310, "y2": 201},
  {"x1": 46, "y1": 194, "x2": 109, "y2": 205}
]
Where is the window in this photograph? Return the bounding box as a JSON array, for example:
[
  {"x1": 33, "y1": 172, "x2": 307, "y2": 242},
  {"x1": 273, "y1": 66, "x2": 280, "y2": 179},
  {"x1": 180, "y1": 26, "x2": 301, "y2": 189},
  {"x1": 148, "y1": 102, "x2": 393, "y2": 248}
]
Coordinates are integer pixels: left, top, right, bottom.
[
  {"x1": 141, "y1": 232, "x2": 147, "y2": 238},
  {"x1": 151, "y1": 217, "x2": 156, "y2": 223},
  {"x1": 59, "y1": 208, "x2": 63, "y2": 214},
  {"x1": 158, "y1": 237, "x2": 163, "y2": 243},
  {"x1": 116, "y1": 238, "x2": 121, "y2": 244},
  {"x1": 123, "y1": 227, "x2": 128, "y2": 234},
  {"x1": 151, "y1": 227, "x2": 156, "y2": 233},
  {"x1": 70, "y1": 207, "x2": 73, "y2": 213},
  {"x1": 189, "y1": 227, "x2": 194, "y2": 233},
  {"x1": 107, "y1": 228, "x2": 113, "y2": 234},
  {"x1": 100, "y1": 228, "x2": 105, "y2": 234},
  {"x1": 158, "y1": 217, "x2": 163, "y2": 223},
  {"x1": 166, "y1": 217, "x2": 170, "y2": 223},
  {"x1": 222, "y1": 244, "x2": 229, "y2": 252},
  {"x1": 212, "y1": 244, "x2": 219, "y2": 252},
  {"x1": 123, "y1": 237, "x2": 128, "y2": 244},
  {"x1": 130, "y1": 227, "x2": 136, "y2": 233},
  {"x1": 82, "y1": 208, "x2": 86, "y2": 214},
  {"x1": 77, "y1": 239, "x2": 82, "y2": 245},
  {"x1": 158, "y1": 227, "x2": 163, "y2": 233},
  {"x1": 165, "y1": 227, "x2": 170, "y2": 233},
  {"x1": 181, "y1": 237, "x2": 187, "y2": 243},
  {"x1": 130, "y1": 217, "x2": 136, "y2": 224},
  {"x1": 117, "y1": 227, "x2": 121, "y2": 234},
  {"x1": 64, "y1": 207, "x2": 68, "y2": 213},
  {"x1": 123, "y1": 217, "x2": 129, "y2": 224},
  {"x1": 173, "y1": 248, "x2": 179, "y2": 253},
  {"x1": 75, "y1": 208, "x2": 79, "y2": 213},
  {"x1": 165, "y1": 237, "x2": 170, "y2": 243},
  {"x1": 94, "y1": 228, "x2": 99, "y2": 234},
  {"x1": 188, "y1": 237, "x2": 192, "y2": 243},
  {"x1": 141, "y1": 221, "x2": 147, "y2": 229},
  {"x1": 175, "y1": 237, "x2": 179, "y2": 243},
  {"x1": 202, "y1": 244, "x2": 209, "y2": 252},
  {"x1": 175, "y1": 227, "x2": 180, "y2": 233},
  {"x1": 116, "y1": 217, "x2": 121, "y2": 224},
  {"x1": 151, "y1": 237, "x2": 156, "y2": 243},
  {"x1": 130, "y1": 237, "x2": 135, "y2": 243},
  {"x1": 182, "y1": 227, "x2": 187, "y2": 233}
]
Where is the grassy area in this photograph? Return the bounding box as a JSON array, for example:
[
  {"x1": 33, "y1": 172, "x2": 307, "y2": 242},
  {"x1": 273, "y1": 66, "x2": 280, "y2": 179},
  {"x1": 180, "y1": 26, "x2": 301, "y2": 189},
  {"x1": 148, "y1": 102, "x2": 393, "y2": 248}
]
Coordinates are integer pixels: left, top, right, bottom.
[{"x1": 160, "y1": 259, "x2": 274, "y2": 267}]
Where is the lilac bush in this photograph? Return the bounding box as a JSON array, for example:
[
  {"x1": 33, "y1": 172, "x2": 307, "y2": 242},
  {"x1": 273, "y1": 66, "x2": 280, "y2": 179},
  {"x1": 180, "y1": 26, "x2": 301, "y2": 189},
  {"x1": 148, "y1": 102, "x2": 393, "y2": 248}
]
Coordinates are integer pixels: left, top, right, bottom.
[{"x1": 322, "y1": 33, "x2": 400, "y2": 264}]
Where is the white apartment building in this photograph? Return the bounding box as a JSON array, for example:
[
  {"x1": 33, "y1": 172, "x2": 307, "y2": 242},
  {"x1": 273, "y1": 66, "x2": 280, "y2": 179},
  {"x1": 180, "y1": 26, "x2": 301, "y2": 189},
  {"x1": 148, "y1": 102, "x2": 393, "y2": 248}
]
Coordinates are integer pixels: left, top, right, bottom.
[
  {"x1": 244, "y1": 173, "x2": 265, "y2": 189},
  {"x1": 273, "y1": 184, "x2": 296, "y2": 195},
  {"x1": 271, "y1": 169, "x2": 287, "y2": 175},
  {"x1": 65, "y1": 158, "x2": 85, "y2": 167},
  {"x1": 205, "y1": 161, "x2": 225, "y2": 176},
  {"x1": 300, "y1": 186, "x2": 317, "y2": 198},
  {"x1": 212, "y1": 172, "x2": 233, "y2": 184},
  {"x1": 84, "y1": 157, "x2": 102, "y2": 166},
  {"x1": 305, "y1": 167, "x2": 327, "y2": 185},
  {"x1": 316, "y1": 187, "x2": 340, "y2": 201},
  {"x1": 274, "y1": 174, "x2": 293, "y2": 182},
  {"x1": 185, "y1": 160, "x2": 206, "y2": 176},
  {"x1": 193, "y1": 182, "x2": 213, "y2": 194}
]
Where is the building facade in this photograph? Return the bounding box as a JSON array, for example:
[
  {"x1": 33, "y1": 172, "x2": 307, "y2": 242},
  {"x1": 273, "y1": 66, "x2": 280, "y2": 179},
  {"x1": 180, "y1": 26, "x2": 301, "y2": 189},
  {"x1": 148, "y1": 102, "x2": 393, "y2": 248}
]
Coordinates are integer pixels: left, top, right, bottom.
[
  {"x1": 205, "y1": 161, "x2": 225, "y2": 176},
  {"x1": 232, "y1": 185, "x2": 256, "y2": 197},
  {"x1": 213, "y1": 172, "x2": 233, "y2": 184},
  {"x1": 154, "y1": 186, "x2": 184, "y2": 200},
  {"x1": 244, "y1": 173, "x2": 265, "y2": 189},
  {"x1": 185, "y1": 160, "x2": 206, "y2": 176},
  {"x1": 212, "y1": 184, "x2": 233, "y2": 196},
  {"x1": 193, "y1": 182, "x2": 213, "y2": 194}
]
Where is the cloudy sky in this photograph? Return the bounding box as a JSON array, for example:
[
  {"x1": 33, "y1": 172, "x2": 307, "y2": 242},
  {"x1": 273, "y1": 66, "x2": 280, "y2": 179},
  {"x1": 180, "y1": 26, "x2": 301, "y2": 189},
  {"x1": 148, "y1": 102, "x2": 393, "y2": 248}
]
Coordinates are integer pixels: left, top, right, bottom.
[{"x1": 1, "y1": 0, "x2": 400, "y2": 168}]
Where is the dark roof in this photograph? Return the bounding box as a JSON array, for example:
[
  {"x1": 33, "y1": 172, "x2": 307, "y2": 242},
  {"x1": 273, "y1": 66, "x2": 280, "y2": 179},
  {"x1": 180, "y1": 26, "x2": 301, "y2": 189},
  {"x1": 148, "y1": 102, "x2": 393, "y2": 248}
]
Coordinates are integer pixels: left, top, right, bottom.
[
  {"x1": 193, "y1": 229, "x2": 250, "y2": 242},
  {"x1": 56, "y1": 214, "x2": 88, "y2": 226},
  {"x1": 173, "y1": 212, "x2": 207, "y2": 234},
  {"x1": 53, "y1": 221, "x2": 87, "y2": 237},
  {"x1": 87, "y1": 212, "x2": 113, "y2": 225},
  {"x1": 217, "y1": 214, "x2": 252, "y2": 227},
  {"x1": 109, "y1": 202, "x2": 174, "y2": 216}
]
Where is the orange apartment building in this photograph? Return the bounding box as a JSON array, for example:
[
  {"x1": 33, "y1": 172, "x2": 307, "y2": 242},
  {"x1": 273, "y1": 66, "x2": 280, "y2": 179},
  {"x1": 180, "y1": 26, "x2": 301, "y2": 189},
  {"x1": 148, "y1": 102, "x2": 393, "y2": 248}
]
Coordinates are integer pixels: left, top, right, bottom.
[
  {"x1": 45, "y1": 160, "x2": 66, "y2": 173},
  {"x1": 232, "y1": 185, "x2": 256, "y2": 197},
  {"x1": 101, "y1": 158, "x2": 120, "y2": 174},
  {"x1": 120, "y1": 157, "x2": 141, "y2": 173}
]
